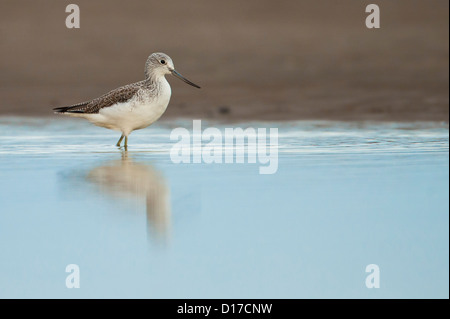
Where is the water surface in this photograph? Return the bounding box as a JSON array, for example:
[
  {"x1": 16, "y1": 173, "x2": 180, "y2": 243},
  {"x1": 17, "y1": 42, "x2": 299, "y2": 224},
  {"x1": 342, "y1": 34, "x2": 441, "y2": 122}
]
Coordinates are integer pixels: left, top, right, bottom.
[{"x1": 0, "y1": 117, "x2": 448, "y2": 298}]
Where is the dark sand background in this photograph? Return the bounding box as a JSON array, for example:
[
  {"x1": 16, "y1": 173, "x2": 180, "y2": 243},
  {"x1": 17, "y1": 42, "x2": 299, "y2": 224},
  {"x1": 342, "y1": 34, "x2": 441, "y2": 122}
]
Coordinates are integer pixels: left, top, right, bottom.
[{"x1": 0, "y1": 0, "x2": 448, "y2": 121}]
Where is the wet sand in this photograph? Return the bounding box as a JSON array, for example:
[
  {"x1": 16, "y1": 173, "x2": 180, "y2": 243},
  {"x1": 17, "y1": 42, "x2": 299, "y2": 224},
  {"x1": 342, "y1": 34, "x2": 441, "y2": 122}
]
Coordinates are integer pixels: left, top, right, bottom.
[{"x1": 0, "y1": 0, "x2": 448, "y2": 122}]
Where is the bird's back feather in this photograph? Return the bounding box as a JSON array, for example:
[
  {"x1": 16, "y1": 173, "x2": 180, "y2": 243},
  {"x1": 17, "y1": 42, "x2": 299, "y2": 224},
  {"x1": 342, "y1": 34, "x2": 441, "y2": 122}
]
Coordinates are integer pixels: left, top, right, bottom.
[{"x1": 53, "y1": 81, "x2": 145, "y2": 114}]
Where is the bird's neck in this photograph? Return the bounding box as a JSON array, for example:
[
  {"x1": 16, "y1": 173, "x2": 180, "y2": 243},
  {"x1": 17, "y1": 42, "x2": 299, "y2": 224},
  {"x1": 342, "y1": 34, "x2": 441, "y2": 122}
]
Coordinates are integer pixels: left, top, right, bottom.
[{"x1": 144, "y1": 71, "x2": 167, "y2": 86}]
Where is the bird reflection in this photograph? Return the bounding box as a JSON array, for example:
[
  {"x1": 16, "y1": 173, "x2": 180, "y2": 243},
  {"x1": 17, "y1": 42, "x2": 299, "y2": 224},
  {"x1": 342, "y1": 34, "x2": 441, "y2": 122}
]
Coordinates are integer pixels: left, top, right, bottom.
[{"x1": 87, "y1": 151, "x2": 170, "y2": 245}]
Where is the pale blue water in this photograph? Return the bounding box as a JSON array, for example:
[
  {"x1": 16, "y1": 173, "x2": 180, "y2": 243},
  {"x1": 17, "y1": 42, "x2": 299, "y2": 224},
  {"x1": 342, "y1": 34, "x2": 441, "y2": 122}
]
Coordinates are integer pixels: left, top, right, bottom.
[{"x1": 0, "y1": 117, "x2": 448, "y2": 298}]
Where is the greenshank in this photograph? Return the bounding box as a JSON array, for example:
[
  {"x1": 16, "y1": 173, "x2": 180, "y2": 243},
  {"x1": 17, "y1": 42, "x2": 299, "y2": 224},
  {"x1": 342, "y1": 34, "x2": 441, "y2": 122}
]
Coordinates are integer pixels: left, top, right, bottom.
[{"x1": 53, "y1": 52, "x2": 200, "y2": 148}]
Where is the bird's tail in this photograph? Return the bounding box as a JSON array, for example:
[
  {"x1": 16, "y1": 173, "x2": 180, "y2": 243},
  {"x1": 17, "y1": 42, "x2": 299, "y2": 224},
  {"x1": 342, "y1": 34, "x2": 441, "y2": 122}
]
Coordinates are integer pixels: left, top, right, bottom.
[{"x1": 53, "y1": 101, "x2": 89, "y2": 114}]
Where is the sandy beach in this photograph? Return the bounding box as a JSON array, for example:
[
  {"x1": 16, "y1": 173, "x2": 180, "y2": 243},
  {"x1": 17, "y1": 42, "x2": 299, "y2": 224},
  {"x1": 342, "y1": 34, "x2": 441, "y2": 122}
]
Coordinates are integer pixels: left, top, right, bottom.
[{"x1": 0, "y1": 0, "x2": 448, "y2": 122}]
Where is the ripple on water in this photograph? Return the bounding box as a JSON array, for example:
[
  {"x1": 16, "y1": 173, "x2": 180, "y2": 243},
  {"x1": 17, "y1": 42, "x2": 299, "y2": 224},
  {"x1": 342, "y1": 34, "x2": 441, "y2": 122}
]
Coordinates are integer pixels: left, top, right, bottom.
[{"x1": 0, "y1": 117, "x2": 447, "y2": 156}]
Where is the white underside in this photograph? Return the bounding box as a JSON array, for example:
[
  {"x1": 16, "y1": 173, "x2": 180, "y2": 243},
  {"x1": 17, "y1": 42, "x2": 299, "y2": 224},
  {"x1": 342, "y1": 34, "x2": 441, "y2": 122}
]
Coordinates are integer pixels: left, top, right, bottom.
[{"x1": 66, "y1": 78, "x2": 171, "y2": 136}]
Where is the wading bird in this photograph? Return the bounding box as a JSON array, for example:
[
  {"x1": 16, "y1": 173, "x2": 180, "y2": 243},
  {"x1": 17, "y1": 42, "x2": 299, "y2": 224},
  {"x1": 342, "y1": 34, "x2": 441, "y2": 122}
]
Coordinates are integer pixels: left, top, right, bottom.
[{"x1": 53, "y1": 52, "x2": 200, "y2": 148}]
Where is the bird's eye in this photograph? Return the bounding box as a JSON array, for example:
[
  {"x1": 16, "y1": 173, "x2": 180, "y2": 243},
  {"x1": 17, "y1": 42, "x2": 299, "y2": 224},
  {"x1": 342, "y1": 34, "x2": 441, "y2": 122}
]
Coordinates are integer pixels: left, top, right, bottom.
[{"x1": 160, "y1": 60, "x2": 166, "y2": 64}]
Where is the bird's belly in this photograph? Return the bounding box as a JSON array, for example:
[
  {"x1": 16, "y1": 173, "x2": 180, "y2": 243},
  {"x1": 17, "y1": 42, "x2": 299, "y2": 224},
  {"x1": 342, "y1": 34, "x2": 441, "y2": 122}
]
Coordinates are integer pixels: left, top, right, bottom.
[
  {"x1": 90, "y1": 98, "x2": 169, "y2": 134},
  {"x1": 131, "y1": 100, "x2": 169, "y2": 129}
]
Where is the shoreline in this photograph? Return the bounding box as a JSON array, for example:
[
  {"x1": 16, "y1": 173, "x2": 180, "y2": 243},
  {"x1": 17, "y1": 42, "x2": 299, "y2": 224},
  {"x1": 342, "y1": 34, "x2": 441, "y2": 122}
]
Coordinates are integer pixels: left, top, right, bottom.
[
  {"x1": 0, "y1": 114, "x2": 448, "y2": 127},
  {"x1": 1, "y1": 0, "x2": 448, "y2": 123}
]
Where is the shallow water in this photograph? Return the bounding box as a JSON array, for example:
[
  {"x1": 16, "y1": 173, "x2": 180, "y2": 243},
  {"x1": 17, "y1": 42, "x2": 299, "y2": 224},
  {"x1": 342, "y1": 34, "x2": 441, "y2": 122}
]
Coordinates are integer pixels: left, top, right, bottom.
[{"x1": 0, "y1": 117, "x2": 448, "y2": 298}]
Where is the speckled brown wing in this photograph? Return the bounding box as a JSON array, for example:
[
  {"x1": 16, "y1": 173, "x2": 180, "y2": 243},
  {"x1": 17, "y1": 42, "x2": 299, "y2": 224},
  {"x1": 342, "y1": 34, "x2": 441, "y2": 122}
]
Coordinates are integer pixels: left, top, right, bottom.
[{"x1": 53, "y1": 82, "x2": 143, "y2": 114}]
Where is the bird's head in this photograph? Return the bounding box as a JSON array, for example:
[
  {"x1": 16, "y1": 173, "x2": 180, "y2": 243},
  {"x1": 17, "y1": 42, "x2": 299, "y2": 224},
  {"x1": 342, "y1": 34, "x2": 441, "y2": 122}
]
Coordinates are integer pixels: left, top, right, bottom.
[{"x1": 145, "y1": 52, "x2": 200, "y2": 88}]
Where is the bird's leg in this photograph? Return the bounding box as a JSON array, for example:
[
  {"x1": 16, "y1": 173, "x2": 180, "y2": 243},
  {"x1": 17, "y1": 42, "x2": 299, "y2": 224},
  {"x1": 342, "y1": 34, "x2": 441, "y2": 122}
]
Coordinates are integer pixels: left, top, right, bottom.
[
  {"x1": 124, "y1": 136, "x2": 128, "y2": 150},
  {"x1": 116, "y1": 134, "x2": 124, "y2": 147}
]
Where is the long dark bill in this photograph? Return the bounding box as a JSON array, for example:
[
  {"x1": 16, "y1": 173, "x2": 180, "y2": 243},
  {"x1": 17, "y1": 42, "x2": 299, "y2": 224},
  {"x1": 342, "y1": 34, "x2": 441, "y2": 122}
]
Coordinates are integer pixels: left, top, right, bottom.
[{"x1": 171, "y1": 70, "x2": 201, "y2": 89}]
